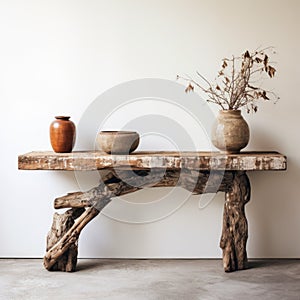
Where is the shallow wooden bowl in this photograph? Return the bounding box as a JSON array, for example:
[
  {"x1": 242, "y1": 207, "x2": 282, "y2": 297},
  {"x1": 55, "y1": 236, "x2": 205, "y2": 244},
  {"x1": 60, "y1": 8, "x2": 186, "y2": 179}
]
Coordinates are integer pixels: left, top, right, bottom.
[{"x1": 97, "y1": 131, "x2": 140, "y2": 154}]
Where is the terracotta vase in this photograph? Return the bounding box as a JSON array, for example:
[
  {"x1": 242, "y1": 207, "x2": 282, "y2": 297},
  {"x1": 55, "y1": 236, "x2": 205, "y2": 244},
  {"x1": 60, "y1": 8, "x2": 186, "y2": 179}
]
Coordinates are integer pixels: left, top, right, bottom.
[
  {"x1": 50, "y1": 116, "x2": 76, "y2": 153},
  {"x1": 211, "y1": 110, "x2": 249, "y2": 154}
]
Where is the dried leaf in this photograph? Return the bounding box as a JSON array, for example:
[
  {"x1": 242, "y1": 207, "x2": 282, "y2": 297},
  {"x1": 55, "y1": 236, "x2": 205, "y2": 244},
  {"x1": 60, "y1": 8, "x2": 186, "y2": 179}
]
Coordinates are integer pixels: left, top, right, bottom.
[
  {"x1": 185, "y1": 84, "x2": 194, "y2": 93},
  {"x1": 264, "y1": 54, "x2": 269, "y2": 66},
  {"x1": 261, "y1": 90, "x2": 270, "y2": 100},
  {"x1": 268, "y1": 66, "x2": 276, "y2": 78},
  {"x1": 244, "y1": 50, "x2": 250, "y2": 58},
  {"x1": 216, "y1": 85, "x2": 221, "y2": 90},
  {"x1": 248, "y1": 84, "x2": 258, "y2": 90},
  {"x1": 255, "y1": 57, "x2": 262, "y2": 63},
  {"x1": 222, "y1": 60, "x2": 228, "y2": 68}
]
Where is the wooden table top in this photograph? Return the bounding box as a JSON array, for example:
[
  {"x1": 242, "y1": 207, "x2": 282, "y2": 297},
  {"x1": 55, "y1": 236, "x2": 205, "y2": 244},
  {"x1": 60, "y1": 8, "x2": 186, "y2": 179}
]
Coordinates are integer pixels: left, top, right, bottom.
[{"x1": 18, "y1": 151, "x2": 287, "y2": 171}]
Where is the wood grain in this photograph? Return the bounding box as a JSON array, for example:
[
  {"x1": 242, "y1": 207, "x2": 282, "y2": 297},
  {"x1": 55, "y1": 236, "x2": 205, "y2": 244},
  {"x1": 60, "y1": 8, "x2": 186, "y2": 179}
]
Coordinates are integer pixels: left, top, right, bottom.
[
  {"x1": 220, "y1": 171, "x2": 251, "y2": 272},
  {"x1": 18, "y1": 151, "x2": 287, "y2": 171},
  {"x1": 45, "y1": 208, "x2": 85, "y2": 271}
]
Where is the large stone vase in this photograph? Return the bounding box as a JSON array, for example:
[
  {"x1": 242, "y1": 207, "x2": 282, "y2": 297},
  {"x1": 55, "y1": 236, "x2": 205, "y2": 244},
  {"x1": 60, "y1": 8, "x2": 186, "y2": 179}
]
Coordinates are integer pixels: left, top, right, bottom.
[{"x1": 211, "y1": 110, "x2": 249, "y2": 153}]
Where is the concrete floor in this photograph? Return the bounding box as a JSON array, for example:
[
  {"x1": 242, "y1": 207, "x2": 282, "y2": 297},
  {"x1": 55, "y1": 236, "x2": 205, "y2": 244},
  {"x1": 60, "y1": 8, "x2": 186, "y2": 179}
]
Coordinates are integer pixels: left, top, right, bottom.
[{"x1": 0, "y1": 259, "x2": 299, "y2": 300}]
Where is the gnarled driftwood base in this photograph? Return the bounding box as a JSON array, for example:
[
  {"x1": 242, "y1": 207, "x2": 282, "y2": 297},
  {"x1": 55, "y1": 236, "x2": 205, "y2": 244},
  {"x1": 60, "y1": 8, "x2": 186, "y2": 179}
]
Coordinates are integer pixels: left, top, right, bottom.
[
  {"x1": 43, "y1": 169, "x2": 250, "y2": 273},
  {"x1": 220, "y1": 172, "x2": 250, "y2": 272},
  {"x1": 18, "y1": 151, "x2": 286, "y2": 273}
]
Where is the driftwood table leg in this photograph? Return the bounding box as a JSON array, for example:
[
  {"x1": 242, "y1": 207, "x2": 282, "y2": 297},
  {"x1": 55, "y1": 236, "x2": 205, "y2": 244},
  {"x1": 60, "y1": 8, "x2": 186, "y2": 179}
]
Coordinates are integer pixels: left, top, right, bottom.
[
  {"x1": 43, "y1": 183, "x2": 116, "y2": 272},
  {"x1": 43, "y1": 174, "x2": 144, "y2": 272},
  {"x1": 220, "y1": 171, "x2": 251, "y2": 272},
  {"x1": 45, "y1": 208, "x2": 85, "y2": 271},
  {"x1": 44, "y1": 207, "x2": 102, "y2": 271}
]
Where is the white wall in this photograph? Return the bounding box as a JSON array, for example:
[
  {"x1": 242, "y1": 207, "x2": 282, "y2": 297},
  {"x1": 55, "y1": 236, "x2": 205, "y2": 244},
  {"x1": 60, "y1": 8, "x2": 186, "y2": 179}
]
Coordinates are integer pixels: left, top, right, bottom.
[{"x1": 0, "y1": 0, "x2": 299, "y2": 258}]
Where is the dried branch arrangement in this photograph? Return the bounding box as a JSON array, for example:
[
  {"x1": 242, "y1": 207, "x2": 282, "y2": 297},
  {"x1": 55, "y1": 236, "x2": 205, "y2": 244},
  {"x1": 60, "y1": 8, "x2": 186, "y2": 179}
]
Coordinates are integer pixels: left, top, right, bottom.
[{"x1": 178, "y1": 48, "x2": 279, "y2": 112}]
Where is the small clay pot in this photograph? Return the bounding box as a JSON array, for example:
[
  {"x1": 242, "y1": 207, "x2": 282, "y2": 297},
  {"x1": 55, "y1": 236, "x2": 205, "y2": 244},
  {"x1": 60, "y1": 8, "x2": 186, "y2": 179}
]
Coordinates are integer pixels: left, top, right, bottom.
[
  {"x1": 211, "y1": 110, "x2": 249, "y2": 153},
  {"x1": 50, "y1": 116, "x2": 76, "y2": 153}
]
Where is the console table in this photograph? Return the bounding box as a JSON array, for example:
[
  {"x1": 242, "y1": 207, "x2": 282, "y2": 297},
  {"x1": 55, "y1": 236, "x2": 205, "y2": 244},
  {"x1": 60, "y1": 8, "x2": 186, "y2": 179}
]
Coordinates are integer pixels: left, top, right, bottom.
[{"x1": 18, "y1": 151, "x2": 286, "y2": 272}]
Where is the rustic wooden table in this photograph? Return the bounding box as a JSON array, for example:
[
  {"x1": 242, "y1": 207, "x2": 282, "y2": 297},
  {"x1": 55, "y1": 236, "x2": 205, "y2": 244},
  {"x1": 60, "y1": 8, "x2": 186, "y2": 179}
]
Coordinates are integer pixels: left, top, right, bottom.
[{"x1": 18, "y1": 151, "x2": 287, "y2": 272}]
